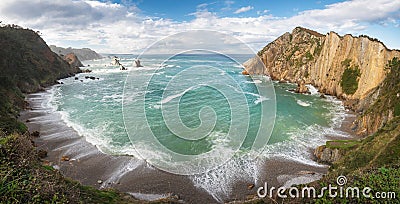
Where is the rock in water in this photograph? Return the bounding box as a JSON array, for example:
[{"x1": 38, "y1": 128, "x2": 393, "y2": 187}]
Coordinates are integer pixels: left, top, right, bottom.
[
  {"x1": 295, "y1": 81, "x2": 309, "y2": 94},
  {"x1": 242, "y1": 69, "x2": 249, "y2": 75}
]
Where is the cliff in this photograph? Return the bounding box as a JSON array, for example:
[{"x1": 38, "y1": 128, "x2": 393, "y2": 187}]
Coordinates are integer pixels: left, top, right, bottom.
[
  {"x1": 63, "y1": 53, "x2": 84, "y2": 68},
  {"x1": 0, "y1": 25, "x2": 81, "y2": 132},
  {"x1": 245, "y1": 27, "x2": 400, "y2": 134},
  {"x1": 50, "y1": 45, "x2": 103, "y2": 61}
]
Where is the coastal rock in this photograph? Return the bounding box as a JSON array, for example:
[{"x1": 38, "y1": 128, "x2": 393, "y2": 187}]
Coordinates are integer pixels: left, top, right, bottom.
[
  {"x1": 242, "y1": 69, "x2": 249, "y2": 75},
  {"x1": 247, "y1": 184, "x2": 255, "y2": 190},
  {"x1": 245, "y1": 27, "x2": 400, "y2": 135},
  {"x1": 247, "y1": 26, "x2": 400, "y2": 101},
  {"x1": 97, "y1": 180, "x2": 103, "y2": 184},
  {"x1": 37, "y1": 149, "x2": 47, "y2": 158},
  {"x1": 31, "y1": 131, "x2": 40, "y2": 137},
  {"x1": 314, "y1": 145, "x2": 342, "y2": 164},
  {"x1": 82, "y1": 69, "x2": 92, "y2": 73},
  {"x1": 295, "y1": 80, "x2": 309, "y2": 94},
  {"x1": 61, "y1": 155, "x2": 70, "y2": 161},
  {"x1": 63, "y1": 53, "x2": 84, "y2": 68}
]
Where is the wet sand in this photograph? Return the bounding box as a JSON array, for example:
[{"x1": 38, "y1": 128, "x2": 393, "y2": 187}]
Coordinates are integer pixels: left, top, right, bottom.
[{"x1": 20, "y1": 90, "x2": 356, "y2": 203}]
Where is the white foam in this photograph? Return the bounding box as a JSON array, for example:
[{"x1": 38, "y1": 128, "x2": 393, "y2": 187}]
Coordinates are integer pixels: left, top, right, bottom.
[
  {"x1": 297, "y1": 99, "x2": 311, "y2": 107},
  {"x1": 160, "y1": 85, "x2": 199, "y2": 104},
  {"x1": 305, "y1": 84, "x2": 319, "y2": 95}
]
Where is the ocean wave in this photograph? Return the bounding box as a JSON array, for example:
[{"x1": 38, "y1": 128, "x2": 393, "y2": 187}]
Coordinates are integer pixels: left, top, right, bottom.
[{"x1": 296, "y1": 99, "x2": 311, "y2": 107}]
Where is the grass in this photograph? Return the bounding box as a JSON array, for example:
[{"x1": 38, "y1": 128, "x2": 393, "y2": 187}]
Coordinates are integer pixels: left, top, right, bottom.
[
  {"x1": 326, "y1": 140, "x2": 360, "y2": 150},
  {"x1": 0, "y1": 131, "x2": 147, "y2": 203}
]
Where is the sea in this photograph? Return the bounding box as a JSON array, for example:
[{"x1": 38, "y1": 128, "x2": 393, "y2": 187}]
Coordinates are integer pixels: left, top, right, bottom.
[{"x1": 45, "y1": 53, "x2": 350, "y2": 201}]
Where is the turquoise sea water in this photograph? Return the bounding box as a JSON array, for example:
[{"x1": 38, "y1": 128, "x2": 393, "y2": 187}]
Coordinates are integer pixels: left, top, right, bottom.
[
  {"x1": 51, "y1": 54, "x2": 347, "y2": 162},
  {"x1": 49, "y1": 53, "x2": 349, "y2": 199}
]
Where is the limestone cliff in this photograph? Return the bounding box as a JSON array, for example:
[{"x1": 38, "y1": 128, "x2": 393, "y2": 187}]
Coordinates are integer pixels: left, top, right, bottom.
[
  {"x1": 244, "y1": 27, "x2": 400, "y2": 134},
  {"x1": 245, "y1": 27, "x2": 400, "y2": 101}
]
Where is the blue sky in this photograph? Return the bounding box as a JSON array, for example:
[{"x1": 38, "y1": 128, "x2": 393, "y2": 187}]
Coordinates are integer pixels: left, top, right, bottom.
[{"x1": 0, "y1": 0, "x2": 399, "y2": 53}]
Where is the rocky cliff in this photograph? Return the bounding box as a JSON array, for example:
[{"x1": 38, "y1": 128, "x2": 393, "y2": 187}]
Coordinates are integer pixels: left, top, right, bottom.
[
  {"x1": 50, "y1": 45, "x2": 103, "y2": 61},
  {"x1": 63, "y1": 53, "x2": 84, "y2": 68},
  {"x1": 0, "y1": 25, "x2": 81, "y2": 132},
  {"x1": 244, "y1": 27, "x2": 400, "y2": 134}
]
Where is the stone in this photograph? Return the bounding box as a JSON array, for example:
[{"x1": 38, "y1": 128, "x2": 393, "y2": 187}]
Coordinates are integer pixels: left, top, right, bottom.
[
  {"x1": 320, "y1": 94, "x2": 326, "y2": 99},
  {"x1": 61, "y1": 155, "x2": 70, "y2": 161},
  {"x1": 247, "y1": 184, "x2": 255, "y2": 190},
  {"x1": 31, "y1": 131, "x2": 40, "y2": 137},
  {"x1": 97, "y1": 180, "x2": 103, "y2": 184},
  {"x1": 295, "y1": 81, "x2": 309, "y2": 94},
  {"x1": 314, "y1": 145, "x2": 342, "y2": 164},
  {"x1": 82, "y1": 69, "x2": 92, "y2": 73},
  {"x1": 37, "y1": 149, "x2": 47, "y2": 158},
  {"x1": 75, "y1": 77, "x2": 79, "y2": 80},
  {"x1": 242, "y1": 69, "x2": 249, "y2": 75}
]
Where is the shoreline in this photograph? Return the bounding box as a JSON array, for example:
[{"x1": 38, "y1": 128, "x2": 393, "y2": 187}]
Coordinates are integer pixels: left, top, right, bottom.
[{"x1": 19, "y1": 85, "x2": 357, "y2": 203}]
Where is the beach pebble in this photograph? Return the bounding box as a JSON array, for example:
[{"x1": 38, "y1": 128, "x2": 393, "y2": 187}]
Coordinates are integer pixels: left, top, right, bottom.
[
  {"x1": 97, "y1": 180, "x2": 103, "y2": 184},
  {"x1": 61, "y1": 155, "x2": 70, "y2": 161},
  {"x1": 247, "y1": 184, "x2": 255, "y2": 190},
  {"x1": 31, "y1": 131, "x2": 40, "y2": 137},
  {"x1": 37, "y1": 149, "x2": 47, "y2": 158}
]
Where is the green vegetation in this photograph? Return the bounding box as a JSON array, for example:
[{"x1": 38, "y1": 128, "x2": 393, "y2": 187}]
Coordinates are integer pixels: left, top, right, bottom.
[
  {"x1": 0, "y1": 25, "x2": 80, "y2": 135},
  {"x1": 340, "y1": 59, "x2": 361, "y2": 94},
  {"x1": 0, "y1": 131, "x2": 143, "y2": 203},
  {"x1": 326, "y1": 140, "x2": 360, "y2": 150},
  {"x1": 304, "y1": 51, "x2": 313, "y2": 61},
  {"x1": 307, "y1": 57, "x2": 400, "y2": 203},
  {"x1": 364, "y1": 57, "x2": 400, "y2": 117}
]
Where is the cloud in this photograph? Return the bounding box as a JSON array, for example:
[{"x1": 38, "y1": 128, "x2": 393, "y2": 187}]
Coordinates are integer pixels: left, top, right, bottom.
[
  {"x1": 233, "y1": 6, "x2": 254, "y2": 14},
  {"x1": 0, "y1": 0, "x2": 399, "y2": 53}
]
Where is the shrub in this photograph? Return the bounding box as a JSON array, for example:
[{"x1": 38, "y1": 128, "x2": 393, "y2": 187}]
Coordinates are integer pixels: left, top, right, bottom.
[{"x1": 341, "y1": 66, "x2": 361, "y2": 94}]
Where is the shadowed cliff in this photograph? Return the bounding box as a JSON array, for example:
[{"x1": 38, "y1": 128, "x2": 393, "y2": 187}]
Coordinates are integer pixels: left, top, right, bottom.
[{"x1": 0, "y1": 25, "x2": 81, "y2": 133}]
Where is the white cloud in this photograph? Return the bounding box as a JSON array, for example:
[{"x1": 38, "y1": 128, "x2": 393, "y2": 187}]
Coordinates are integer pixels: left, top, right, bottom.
[
  {"x1": 233, "y1": 6, "x2": 254, "y2": 14},
  {"x1": 0, "y1": 0, "x2": 399, "y2": 53}
]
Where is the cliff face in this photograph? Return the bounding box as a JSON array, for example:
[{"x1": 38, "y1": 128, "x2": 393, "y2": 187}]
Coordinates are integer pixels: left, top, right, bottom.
[
  {"x1": 50, "y1": 45, "x2": 103, "y2": 61},
  {"x1": 63, "y1": 53, "x2": 84, "y2": 68},
  {"x1": 0, "y1": 25, "x2": 81, "y2": 132},
  {"x1": 245, "y1": 27, "x2": 400, "y2": 134}
]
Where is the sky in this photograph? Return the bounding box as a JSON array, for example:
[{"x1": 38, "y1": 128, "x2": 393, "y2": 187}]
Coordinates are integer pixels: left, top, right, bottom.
[{"x1": 0, "y1": 0, "x2": 399, "y2": 54}]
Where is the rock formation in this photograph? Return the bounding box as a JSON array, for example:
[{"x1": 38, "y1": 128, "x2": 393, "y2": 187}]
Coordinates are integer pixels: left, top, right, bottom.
[
  {"x1": 314, "y1": 145, "x2": 342, "y2": 164},
  {"x1": 63, "y1": 53, "x2": 84, "y2": 68},
  {"x1": 245, "y1": 27, "x2": 400, "y2": 101},
  {"x1": 244, "y1": 27, "x2": 400, "y2": 134}
]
